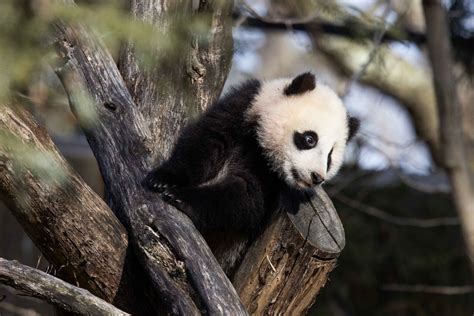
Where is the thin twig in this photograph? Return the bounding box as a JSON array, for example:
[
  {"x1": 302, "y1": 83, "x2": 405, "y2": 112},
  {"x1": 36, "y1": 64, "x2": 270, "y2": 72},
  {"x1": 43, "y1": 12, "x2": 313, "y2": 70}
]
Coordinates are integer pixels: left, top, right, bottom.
[
  {"x1": 361, "y1": 140, "x2": 450, "y2": 193},
  {"x1": 238, "y1": 0, "x2": 321, "y2": 25},
  {"x1": 382, "y1": 284, "x2": 474, "y2": 295},
  {"x1": 343, "y1": 2, "x2": 392, "y2": 97},
  {"x1": 334, "y1": 193, "x2": 459, "y2": 228}
]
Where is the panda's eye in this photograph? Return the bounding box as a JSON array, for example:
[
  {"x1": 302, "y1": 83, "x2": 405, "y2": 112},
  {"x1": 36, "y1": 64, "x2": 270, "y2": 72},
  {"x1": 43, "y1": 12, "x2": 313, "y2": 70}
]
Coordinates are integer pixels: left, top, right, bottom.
[
  {"x1": 293, "y1": 131, "x2": 318, "y2": 150},
  {"x1": 305, "y1": 135, "x2": 316, "y2": 147}
]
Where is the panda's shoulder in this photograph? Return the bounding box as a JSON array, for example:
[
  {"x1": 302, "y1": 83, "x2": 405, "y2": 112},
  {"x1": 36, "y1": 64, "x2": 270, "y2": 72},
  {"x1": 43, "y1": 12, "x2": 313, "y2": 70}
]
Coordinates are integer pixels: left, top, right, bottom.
[
  {"x1": 196, "y1": 79, "x2": 262, "y2": 135},
  {"x1": 214, "y1": 79, "x2": 262, "y2": 115}
]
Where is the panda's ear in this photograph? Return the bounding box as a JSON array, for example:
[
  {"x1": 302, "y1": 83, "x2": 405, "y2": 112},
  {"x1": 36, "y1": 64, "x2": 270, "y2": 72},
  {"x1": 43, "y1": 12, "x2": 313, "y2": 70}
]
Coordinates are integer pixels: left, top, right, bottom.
[
  {"x1": 284, "y1": 72, "x2": 316, "y2": 96},
  {"x1": 347, "y1": 116, "x2": 360, "y2": 141}
]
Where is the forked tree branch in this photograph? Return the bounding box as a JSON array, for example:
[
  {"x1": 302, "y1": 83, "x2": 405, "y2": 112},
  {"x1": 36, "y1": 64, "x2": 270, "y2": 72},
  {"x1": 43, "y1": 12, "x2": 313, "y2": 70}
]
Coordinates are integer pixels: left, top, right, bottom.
[{"x1": 53, "y1": 0, "x2": 246, "y2": 313}]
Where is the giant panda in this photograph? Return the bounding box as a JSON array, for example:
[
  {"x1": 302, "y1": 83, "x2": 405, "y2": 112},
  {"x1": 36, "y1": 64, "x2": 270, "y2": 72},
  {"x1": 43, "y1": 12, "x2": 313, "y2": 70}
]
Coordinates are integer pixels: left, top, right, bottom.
[{"x1": 145, "y1": 72, "x2": 359, "y2": 275}]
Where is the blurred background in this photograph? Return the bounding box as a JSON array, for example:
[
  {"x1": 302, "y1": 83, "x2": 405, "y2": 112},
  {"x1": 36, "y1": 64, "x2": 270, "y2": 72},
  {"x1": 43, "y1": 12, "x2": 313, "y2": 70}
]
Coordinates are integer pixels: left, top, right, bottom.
[{"x1": 0, "y1": 0, "x2": 473, "y2": 315}]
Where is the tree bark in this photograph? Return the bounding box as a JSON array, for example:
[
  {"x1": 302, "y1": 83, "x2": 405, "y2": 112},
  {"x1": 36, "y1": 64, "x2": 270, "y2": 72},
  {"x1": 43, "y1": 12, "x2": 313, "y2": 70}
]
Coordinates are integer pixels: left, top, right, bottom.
[
  {"x1": 0, "y1": 257, "x2": 129, "y2": 316},
  {"x1": 0, "y1": 105, "x2": 141, "y2": 311},
  {"x1": 118, "y1": 0, "x2": 233, "y2": 156},
  {"x1": 422, "y1": 0, "x2": 474, "y2": 275},
  {"x1": 233, "y1": 188, "x2": 343, "y2": 315}
]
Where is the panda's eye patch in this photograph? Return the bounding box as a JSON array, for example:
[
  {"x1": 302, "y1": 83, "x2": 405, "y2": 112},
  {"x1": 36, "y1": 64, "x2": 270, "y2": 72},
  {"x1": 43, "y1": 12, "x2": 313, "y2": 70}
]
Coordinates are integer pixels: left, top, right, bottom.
[
  {"x1": 327, "y1": 147, "x2": 334, "y2": 171},
  {"x1": 293, "y1": 131, "x2": 318, "y2": 150}
]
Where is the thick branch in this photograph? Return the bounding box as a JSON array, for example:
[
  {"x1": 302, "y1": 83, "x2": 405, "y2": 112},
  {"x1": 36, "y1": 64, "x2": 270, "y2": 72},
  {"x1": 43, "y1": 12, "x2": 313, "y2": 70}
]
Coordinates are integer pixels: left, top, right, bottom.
[
  {"x1": 236, "y1": 8, "x2": 424, "y2": 44},
  {"x1": 233, "y1": 188, "x2": 344, "y2": 314},
  {"x1": 0, "y1": 257, "x2": 129, "y2": 316},
  {"x1": 0, "y1": 105, "x2": 131, "y2": 307},
  {"x1": 422, "y1": 0, "x2": 474, "y2": 274},
  {"x1": 53, "y1": 1, "x2": 245, "y2": 313}
]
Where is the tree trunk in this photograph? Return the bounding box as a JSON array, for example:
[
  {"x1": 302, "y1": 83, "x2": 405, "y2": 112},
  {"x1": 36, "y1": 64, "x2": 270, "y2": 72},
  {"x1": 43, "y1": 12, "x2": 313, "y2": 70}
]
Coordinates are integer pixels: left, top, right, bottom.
[{"x1": 422, "y1": 0, "x2": 474, "y2": 275}]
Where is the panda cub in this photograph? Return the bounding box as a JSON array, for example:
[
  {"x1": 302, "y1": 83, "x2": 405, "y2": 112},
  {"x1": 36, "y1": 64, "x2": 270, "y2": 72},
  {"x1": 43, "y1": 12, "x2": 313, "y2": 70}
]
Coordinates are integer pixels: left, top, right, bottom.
[{"x1": 146, "y1": 72, "x2": 358, "y2": 273}]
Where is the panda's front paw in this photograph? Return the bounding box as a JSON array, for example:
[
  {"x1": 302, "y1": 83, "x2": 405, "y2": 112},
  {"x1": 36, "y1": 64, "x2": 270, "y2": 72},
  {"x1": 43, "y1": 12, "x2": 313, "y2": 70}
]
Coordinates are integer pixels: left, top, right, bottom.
[
  {"x1": 159, "y1": 186, "x2": 182, "y2": 204},
  {"x1": 144, "y1": 167, "x2": 176, "y2": 192}
]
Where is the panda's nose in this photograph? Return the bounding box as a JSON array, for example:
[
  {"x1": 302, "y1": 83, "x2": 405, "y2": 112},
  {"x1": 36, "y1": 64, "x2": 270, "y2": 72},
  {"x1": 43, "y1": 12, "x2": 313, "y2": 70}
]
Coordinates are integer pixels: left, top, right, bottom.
[{"x1": 311, "y1": 172, "x2": 325, "y2": 185}]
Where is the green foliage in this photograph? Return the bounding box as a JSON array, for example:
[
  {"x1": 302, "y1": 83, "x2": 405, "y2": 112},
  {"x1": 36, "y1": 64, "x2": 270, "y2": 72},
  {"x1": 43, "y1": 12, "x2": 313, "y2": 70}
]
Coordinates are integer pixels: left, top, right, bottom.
[
  {"x1": 0, "y1": 128, "x2": 67, "y2": 188},
  {"x1": 0, "y1": 0, "x2": 215, "y2": 103}
]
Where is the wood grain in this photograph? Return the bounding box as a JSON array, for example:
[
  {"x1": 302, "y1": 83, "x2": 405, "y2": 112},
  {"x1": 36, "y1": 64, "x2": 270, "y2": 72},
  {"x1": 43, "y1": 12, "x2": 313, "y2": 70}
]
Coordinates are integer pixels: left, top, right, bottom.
[{"x1": 233, "y1": 188, "x2": 343, "y2": 314}]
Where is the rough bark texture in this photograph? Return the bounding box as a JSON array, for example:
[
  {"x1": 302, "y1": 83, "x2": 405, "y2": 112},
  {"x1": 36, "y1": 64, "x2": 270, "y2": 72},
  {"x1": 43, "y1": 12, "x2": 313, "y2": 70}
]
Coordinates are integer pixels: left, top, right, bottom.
[
  {"x1": 118, "y1": 0, "x2": 233, "y2": 157},
  {"x1": 53, "y1": 1, "x2": 246, "y2": 313},
  {"x1": 233, "y1": 188, "x2": 343, "y2": 315},
  {"x1": 0, "y1": 105, "x2": 135, "y2": 309},
  {"x1": 0, "y1": 258, "x2": 129, "y2": 316},
  {"x1": 422, "y1": 0, "x2": 474, "y2": 274}
]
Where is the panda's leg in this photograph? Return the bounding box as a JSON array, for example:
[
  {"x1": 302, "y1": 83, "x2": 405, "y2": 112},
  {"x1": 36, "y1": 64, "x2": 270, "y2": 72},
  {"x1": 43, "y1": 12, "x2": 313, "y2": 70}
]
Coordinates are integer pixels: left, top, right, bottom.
[{"x1": 162, "y1": 173, "x2": 265, "y2": 233}]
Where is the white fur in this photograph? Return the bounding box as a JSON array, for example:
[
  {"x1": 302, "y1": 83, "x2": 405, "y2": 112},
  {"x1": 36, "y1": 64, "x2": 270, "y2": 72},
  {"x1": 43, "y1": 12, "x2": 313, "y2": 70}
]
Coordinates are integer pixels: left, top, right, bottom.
[{"x1": 246, "y1": 77, "x2": 349, "y2": 189}]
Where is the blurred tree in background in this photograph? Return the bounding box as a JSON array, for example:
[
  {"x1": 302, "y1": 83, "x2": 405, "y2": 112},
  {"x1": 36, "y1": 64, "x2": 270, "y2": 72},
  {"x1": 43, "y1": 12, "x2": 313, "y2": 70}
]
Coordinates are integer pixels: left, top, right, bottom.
[{"x1": 0, "y1": 0, "x2": 473, "y2": 315}]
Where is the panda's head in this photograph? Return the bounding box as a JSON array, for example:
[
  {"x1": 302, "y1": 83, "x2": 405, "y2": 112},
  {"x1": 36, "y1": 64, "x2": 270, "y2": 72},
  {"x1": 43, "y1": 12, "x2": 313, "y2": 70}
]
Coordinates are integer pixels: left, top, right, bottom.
[{"x1": 247, "y1": 72, "x2": 359, "y2": 190}]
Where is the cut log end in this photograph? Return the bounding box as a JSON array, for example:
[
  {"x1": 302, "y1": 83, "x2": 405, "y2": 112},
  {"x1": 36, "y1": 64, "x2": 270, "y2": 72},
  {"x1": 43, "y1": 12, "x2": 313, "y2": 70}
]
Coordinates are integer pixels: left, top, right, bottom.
[
  {"x1": 232, "y1": 188, "x2": 344, "y2": 314},
  {"x1": 288, "y1": 187, "x2": 346, "y2": 259}
]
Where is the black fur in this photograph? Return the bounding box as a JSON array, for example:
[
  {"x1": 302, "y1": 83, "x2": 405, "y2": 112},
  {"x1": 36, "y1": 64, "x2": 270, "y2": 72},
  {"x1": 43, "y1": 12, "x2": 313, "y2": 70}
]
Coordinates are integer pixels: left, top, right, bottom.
[
  {"x1": 284, "y1": 72, "x2": 316, "y2": 96},
  {"x1": 348, "y1": 116, "x2": 360, "y2": 141},
  {"x1": 145, "y1": 79, "x2": 284, "y2": 236},
  {"x1": 327, "y1": 147, "x2": 334, "y2": 172}
]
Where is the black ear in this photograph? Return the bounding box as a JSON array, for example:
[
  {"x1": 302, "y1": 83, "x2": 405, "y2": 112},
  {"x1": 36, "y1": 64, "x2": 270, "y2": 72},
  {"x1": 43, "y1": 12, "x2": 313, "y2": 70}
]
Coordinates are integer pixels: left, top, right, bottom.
[
  {"x1": 348, "y1": 116, "x2": 360, "y2": 141},
  {"x1": 284, "y1": 72, "x2": 316, "y2": 96}
]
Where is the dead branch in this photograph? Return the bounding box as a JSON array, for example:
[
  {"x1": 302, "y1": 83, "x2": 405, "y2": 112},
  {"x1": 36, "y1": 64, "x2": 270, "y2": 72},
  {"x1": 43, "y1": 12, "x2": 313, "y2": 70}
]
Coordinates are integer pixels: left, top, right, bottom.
[{"x1": 0, "y1": 257, "x2": 129, "y2": 316}]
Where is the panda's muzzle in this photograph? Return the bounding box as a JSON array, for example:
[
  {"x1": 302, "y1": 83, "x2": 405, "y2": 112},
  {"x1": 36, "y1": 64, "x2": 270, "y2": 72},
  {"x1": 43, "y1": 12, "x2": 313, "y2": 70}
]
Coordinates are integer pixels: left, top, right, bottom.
[
  {"x1": 311, "y1": 172, "x2": 325, "y2": 185},
  {"x1": 291, "y1": 168, "x2": 318, "y2": 188}
]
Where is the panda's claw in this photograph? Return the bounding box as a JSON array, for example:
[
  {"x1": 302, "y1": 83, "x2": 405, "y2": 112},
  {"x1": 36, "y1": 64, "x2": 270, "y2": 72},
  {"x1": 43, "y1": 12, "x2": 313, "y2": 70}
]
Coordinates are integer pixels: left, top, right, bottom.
[
  {"x1": 158, "y1": 186, "x2": 182, "y2": 205},
  {"x1": 153, "y1": 182, "x2": 169, "y2": 193}
]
